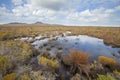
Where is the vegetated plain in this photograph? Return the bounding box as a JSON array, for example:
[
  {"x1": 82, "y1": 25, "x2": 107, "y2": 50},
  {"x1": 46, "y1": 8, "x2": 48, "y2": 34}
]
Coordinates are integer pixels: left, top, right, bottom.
[{"x1": 0, "y1": 24, "x2": 120, "y2": 80}]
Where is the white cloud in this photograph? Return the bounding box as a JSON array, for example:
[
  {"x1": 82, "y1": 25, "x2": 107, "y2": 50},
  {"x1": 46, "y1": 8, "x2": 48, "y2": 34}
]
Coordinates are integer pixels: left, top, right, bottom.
[
  {"x1": 0, "y1": 0, "x2": 120, "y2": 26},
  {"x1": 115, "y1": 5, "x2": 120, "y2": 11},
  {"x1": 29, "y1": 0, "x2": 67, "y2": 10},
  {"x1": 12, "y1": 0, "x2": 23, "y2": 5},
  {"x1": 66, "y1": 6, "x2": 120, "y2": 26}
]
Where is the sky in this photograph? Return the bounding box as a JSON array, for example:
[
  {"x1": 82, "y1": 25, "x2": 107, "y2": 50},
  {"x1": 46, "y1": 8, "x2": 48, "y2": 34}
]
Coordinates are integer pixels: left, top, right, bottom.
[{"x1": 0, "y1": 0, "x2": 120, "y2": 26}]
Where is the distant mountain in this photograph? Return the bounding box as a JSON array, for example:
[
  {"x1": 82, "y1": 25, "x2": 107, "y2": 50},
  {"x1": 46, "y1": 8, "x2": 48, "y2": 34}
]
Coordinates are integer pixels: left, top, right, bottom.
[
  {"x1": 2, "y1": 21, "x2": 64, "y2": 26},
  {"x1": 7, "y1": 22, "x2": 27, "y2": 24},
  {"x1": 34, "y1": 21, "x2": 43, "y2": 24}
]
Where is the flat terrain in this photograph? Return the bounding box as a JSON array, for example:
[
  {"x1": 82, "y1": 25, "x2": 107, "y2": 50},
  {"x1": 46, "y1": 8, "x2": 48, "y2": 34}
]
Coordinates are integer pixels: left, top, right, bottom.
[
  {"x1": 0, "y1": 24, "x2": 120, "y2": 80},
  {"x1": 0, "y1": 24, "x2": 120, "y2": 47}
]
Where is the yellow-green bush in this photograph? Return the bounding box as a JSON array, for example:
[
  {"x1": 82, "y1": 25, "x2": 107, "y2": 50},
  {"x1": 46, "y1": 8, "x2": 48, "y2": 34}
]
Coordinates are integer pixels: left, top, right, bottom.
[
  {"x1": 0, "y1": 55, "x2": 12, "y2": 74},
  {"x1": 98, "y1": 56, "x2": 117, "y2": 67},
  {"x1": 38, "y1": 56, "x2": 59, "y2": 69},
  {"x1": 31, "y1": 71, "x2": 56, "y2": 80},
  {"x1": 90, "y1": 60, "x2": 103, "y2": 70},
  {"x1": 3, "y1": 73, "x2": 16, "y2": 80},
  {"x1": 0, "y1": 32, "x2": 15, "y2": 40},
  {"x1": 97, "y1": 74, "x2": 115, "y2": 80},
  {"x1": 0, "y1": 40, "x2": 33, "y2": 60},
  {"x1": 31, "y1": 71, "x2": 45, "y2": 80},
  {"x1": 17, "y1": 73, "x2": 31, "y2": 80}
]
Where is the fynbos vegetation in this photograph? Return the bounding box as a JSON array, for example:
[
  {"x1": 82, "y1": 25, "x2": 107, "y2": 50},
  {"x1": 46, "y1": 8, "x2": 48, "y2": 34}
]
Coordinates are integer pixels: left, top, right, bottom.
[{"x1": 0, "y1": 25, "x2": 120, "y2": 80}]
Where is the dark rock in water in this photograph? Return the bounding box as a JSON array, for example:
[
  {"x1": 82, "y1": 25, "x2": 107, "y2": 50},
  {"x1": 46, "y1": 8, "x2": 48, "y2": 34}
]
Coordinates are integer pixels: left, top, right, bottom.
[
  {"x1": 43, "y1": 43, "x2": 48, "y2": 46},
  {"x1": 118, "y1": 50, "x2": 120, "y2": 54},
  {"x1": 46, "y1": 47, "x2": 51, "y2": 51},
  {"x1": 50, "y1": 44, "x2": 55, "y2": 48},
  {"x1": 57, "y1": 45, "x2": 63, "y2": 50},
  {"x1": 75, "y1": 42, "x2": 78, "y2": 44},
  {"x1": 111, "y1": 53, "x2": 116, "y2": 57}
]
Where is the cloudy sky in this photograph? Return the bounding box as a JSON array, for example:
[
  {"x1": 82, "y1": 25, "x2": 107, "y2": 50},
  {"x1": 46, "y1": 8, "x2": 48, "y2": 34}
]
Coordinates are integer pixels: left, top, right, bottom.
[{"x1": 0, "y1": 0, "x2": 120, "y2": 26}]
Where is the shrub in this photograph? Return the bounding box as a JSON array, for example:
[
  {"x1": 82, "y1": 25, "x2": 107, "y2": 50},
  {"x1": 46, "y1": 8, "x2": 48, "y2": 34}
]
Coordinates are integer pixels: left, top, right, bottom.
[
  {"x1": 0, "y1": 40, "x2": 33, "y2": 60},
  {"x1": 113, "y1": 70, "x2": 120, "y2": 79},
  {"x1": 31, "y1": 71, "x2": 45, "y2": 80},
  {"x1": 17, "y1": 73, "x2": 31, "y2": 80},
  {"x1": 62, "y1": 49, "x2": 90, "y2": 76},
  {"x1": 98, "y1": 56, "x2": 117, "y2": 67},
  {"x1": 31, "y1": 71, "x2": 55, "y2": 80},
  {"x1": 3, "y1": 73, "x2": 16, "y2": 80},
  {"x1": 0, "y1": 55, "x2": 12, "y2": 74},
  {"x1": 70, "y1": 73, "x2": 81, "y2": 80},
  {"x1": 113, "y1": 70, "x2": 120, "y2": 75},
  {"x1": 90, "y1": 60, "x2": 103, "y2": 70},
  {"x1": 0, "y1": 32, "x2": 16, "y2": 40},
  {"x1": 69, "y1": 49, "x2": 90, "y2": 65},
  {"x1": 38, "y1": 56, "x2": 59, "y2": 69},
  {"x1": 97, "y1": 74, "x2": 115, "y2": 80}
]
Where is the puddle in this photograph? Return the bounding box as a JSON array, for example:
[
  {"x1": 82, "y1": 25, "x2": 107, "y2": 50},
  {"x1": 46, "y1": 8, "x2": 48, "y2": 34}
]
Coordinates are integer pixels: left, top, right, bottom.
[{"x1": 32, "y1": 35, "x2": 120, "y2": 61}]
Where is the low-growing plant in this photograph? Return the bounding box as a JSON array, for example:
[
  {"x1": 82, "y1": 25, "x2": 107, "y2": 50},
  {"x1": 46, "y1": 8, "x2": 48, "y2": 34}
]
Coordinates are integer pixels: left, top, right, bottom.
[
  {"x1": 70, "y1": 73, "x2": 81, "y2": 80},
  {"x1": 113, "y1": 70, "x2": 120, "y2": 75},
  {"x1": 90, "y1": 60, "x2": 103, "y2": 70},
  {"x1": 62, "y1": 49, "x2": 90, "y2": 77},
  {"x1": 97, "y1": 74, "x2": 115, "y2": 80},
  {"x1": 17, "y1": 73, "x2": 31, "y2": 80},
  {"x1": 0, "y1": 32, "x2": 15, "y2": 40},
  {"x1": 0, "y1": 40, "x2": 33, "y2": 60},
  {"x1": 30, "y1": 71, "x2": 45, "y2": 80},
  {"x1": 113, "y1": 70, "x2": 120, "y2": 79},
  {"x1": 69, "y1": 50, "x2": 90, "y2": 65},
  {"x1": 98, "y1": 56, "x2": 117, "y2": 69},
  {"x1": 3, "y1": 73, "x2": 16, "y2": 80},
  {"x1": 31, "y1": 71, "x2": 56, "y2": 80},
  {"x1": 0, "y1": 55, "x2": 12, "y2": 75},
  {"x1": 38, "y1": 56, "x2": 59, "y2": 69}
]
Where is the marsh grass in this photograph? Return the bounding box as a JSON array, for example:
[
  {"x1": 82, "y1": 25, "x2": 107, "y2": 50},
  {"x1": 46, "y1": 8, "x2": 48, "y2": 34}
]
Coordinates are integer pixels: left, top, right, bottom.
[{"x1": 0, "y1": 25, "x2": 119, "y2": 47}]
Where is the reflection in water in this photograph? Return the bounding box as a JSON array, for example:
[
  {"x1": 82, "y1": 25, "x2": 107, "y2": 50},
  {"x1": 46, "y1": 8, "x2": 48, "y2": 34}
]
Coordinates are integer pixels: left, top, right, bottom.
[{"x1": 32, "y1": 35, "x2": 120, "y2": 61}]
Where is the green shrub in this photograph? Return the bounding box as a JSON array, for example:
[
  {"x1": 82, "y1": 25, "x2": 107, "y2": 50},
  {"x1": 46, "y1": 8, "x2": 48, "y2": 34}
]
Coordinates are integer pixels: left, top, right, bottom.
[
  {"x1": 0, "y1": 55, "x2": 12, "y2": 74},
  {"x1": 17, "y1": 73, "x2": 31, "y2": 80},
  {"x1": 38, "y1": 56, "x2": 59, "y2": 69},
  {"x1": 97, "y1": 74, "x2": 115, "y2": 80},
  {"x1": 0, "y1": 32, "x2": 15, "y2": 40},
  {"x1": 0, "y1": 40, "x2": 33, "y2": 60},
  {"x1": 31, "y1": 71, "x2": 45, "y2": 80},
  {"x1": 31, "y1": 71, "x2": 55, "y2": 80}
]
